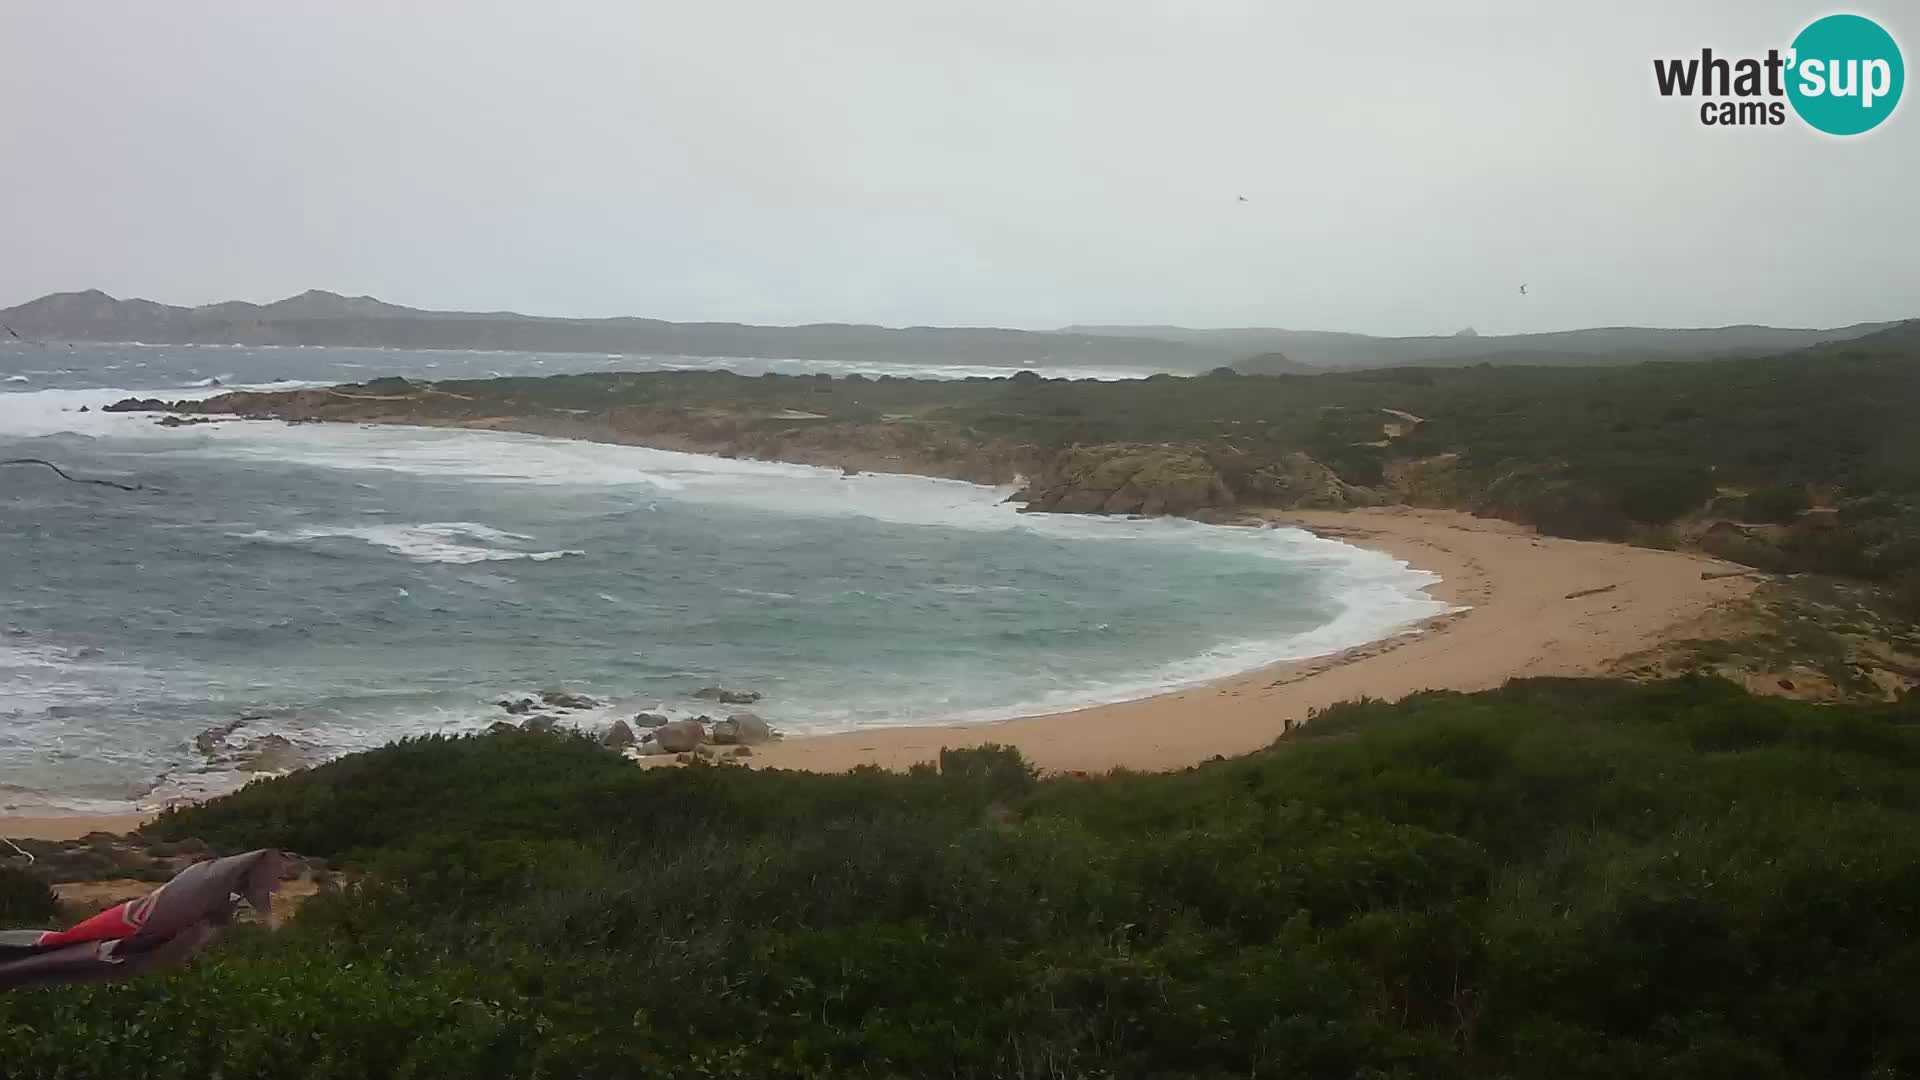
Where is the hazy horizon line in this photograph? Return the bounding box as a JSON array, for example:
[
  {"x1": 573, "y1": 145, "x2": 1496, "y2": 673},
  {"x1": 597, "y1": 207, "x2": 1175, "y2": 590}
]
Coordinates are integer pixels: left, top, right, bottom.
[{"x1": 3, "y1": 285, "x2": 1908, "y2": 342}]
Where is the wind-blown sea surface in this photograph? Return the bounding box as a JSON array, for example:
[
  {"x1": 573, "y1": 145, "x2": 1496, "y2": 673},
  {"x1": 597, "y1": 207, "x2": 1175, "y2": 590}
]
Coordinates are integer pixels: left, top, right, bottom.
[{"x1": 1, "y1": 344, "x2": 1446, "y2": 812}]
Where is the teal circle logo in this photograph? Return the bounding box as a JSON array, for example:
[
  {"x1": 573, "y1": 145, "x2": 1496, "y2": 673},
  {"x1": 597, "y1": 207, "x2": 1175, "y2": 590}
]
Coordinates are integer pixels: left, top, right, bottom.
[{"x1": 1786, "y1": 14, "x2": 1904, "y2": 135}]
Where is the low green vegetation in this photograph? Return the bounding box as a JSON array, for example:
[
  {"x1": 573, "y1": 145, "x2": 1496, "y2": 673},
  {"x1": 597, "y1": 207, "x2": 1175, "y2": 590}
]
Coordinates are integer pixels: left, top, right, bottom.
[
  {"x1": 5, "y1": 678, "x2": 1919, "y2": 1078},
  {"x1": 0, "y1": 864, "x2": 58, "y2": 925}
]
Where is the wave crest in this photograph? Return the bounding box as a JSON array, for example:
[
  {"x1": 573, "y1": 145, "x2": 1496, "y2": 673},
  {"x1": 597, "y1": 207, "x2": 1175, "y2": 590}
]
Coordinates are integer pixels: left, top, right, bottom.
[{"x1": 241, "y1": 521, "x2": 584, "y2": 564}]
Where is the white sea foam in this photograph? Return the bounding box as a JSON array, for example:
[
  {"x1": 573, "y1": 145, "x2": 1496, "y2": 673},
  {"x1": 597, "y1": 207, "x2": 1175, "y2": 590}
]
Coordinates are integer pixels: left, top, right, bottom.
[
  {"x1": 0, "y1": 382, "x2": 327, "y2": 439},
  {"x1": 5, "y1": 370, "x2": 1453, "y2": 811},
  {"x1": 241, "y1": 522, "x2": 583, "y2": 564}
]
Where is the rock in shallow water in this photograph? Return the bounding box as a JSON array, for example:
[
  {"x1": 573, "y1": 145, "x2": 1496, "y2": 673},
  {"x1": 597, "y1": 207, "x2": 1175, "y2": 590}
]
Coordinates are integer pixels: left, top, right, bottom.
[
  {"x1": 693, "y1": 686, "x2": 762, "y2": 705},
  {"x1": 232, "y1": 734, "x2": 303, "y2": 773},
  {"x1": 539, "y1": 688, "x2": 600, "y2": 710}
]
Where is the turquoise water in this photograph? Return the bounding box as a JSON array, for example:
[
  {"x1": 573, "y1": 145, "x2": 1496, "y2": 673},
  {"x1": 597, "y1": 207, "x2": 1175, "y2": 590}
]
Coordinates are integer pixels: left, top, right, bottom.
[{"x1": 0, "y1": 345, "x2": 1443, "y2": 812}]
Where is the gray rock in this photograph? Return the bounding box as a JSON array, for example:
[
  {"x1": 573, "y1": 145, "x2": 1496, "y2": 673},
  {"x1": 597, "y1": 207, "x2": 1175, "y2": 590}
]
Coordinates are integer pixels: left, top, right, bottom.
[
  {"x1": 633, "y1": 711, "x2": 670, "y2": 728},
  {"x1": 499, "y1": 698, "x2": 535, "y2": 715},
  {"x1": 693, "y1": 686, "x2": 762, "y2": 705},
  {"x1": 635, "y1": 738, "x2": 670, "y2": 756},
  {"x1": 711, "y1": 712, "x2": 773, "y2": 746},
  {"x1": 193, "y1": 718, "x2": 248, "y2": 758},
  {"x1": 539, "y1": 688, "x2": 600, "y2": 710},
  {"x1": 486, "y1": 721, "x2": 519, "y2": 735},
  {"x1": 522, "y1": 714, "x2": 558, "y2": 734},
  {"x1": 233, "y1": 734, "x2": 302, "y2": 772},
  {"x1": 601, "y1": 719, "x2": 636, "y2": 749},
  {"x1": 650, "y1": 718, "x2": 707, "y2": 753}
]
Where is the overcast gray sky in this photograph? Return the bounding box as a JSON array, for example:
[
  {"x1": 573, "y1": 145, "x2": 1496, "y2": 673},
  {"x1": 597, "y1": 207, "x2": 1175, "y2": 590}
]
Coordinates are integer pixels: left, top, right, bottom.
[{"x1": 1, "y1": 2, "x2": 1913, "y2": 335}]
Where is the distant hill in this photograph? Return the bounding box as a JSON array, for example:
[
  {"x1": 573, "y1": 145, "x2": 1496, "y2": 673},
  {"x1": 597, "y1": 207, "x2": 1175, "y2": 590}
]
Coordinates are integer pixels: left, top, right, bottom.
[
  {"x1": 0, "y1": 289, "x2": 1269, "y2": 372},
  {"x1": 1063, "y1": 322, "x2": 1897, "y2": 371},
  {"x1": 4, "y1": 289, "x2": 1895, "y2": 373}
]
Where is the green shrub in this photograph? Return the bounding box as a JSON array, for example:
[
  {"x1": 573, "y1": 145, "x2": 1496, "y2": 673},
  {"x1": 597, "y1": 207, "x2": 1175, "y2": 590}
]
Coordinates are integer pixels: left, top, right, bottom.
[
  {"x1": 0, "y1": 864, "x2": 58, "y2": 925},
  {"x1": 7, "y1": 679, "x2": 1920, "y2": 1077},
  {"x1": 1744, "y1": 484, "x2": 1811, "y2": 523}
]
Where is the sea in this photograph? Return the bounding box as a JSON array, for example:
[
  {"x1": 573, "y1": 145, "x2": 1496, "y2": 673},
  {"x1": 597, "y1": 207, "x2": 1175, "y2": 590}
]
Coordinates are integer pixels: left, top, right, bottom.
[{"x1": 0, "y1": 343, "x2": 1446, "y2": 813}]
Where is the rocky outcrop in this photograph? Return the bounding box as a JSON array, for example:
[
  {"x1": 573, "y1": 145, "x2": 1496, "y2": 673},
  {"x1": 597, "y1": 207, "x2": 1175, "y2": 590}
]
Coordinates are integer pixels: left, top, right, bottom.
[
  {"x1": 601, "y1": 719, "x2": 636, "y2": 749},
  {"x1": 693, "y1": 686, "x2": 762, "y2": 705},
  {"x1": 539, "y1": 688, "x2": 599, "y2": 710},
  {"x1": 633, "y1": 711, "x2": 670, "y2": 728},
  {"x1": 1231, "y1": 451, "x2": 1381, "y2": 510},
  {"x1": 1016, "y1": 445, "x2": 1233, "y2": 516},
  {"x1": 711, "y1": 712, "x2": 773, "y2": 746},
  {"x1": 1699, "y1": 521, "x2": 1792, "y2": 573},
  {"x1": 522, "y1": 714, "x2": 559, "y2": 734},
  {"x1": 192, "y1": 718, "x2": 248, "y2": 757},
  {"x1": 231, "y1": 734, "x2": 303, "y2": 773}
]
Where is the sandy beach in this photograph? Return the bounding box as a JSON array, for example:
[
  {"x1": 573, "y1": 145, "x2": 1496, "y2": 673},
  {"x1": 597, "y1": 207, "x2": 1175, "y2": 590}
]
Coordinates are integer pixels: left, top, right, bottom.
[
  {"x1": 730, "y1": 507, "x2": 1757, "y2": 773},
  {"x1": 1, "y1": 507, "x2": 1756, "y2": 840}
]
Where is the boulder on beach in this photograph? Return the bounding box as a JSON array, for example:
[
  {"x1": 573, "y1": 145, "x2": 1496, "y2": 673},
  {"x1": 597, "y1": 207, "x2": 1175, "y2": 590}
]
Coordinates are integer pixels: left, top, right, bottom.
[
  {"x1": 539, "y1": 688, "x2": 600, "y2": 710},
  {"x1": 649, "y1": 719, "x2": 706, "y2": 753},
  {"x1": 522, "y1": 714, "x2": 558, "y2": 734},
  {"x1": 633, "y1": 711, "x2": 670, "y2": 728},
  {"x1": 486, "y1": 720, "x2": 519, "y2": 735},
  {"x1": 693, "y1": 686, "x2": 762, "y2": 705},
  {"x1": 711, "y1": 712, "x2": 773, "y2": 746},
  {"x1": 601, "y1": 719, "x2": 636, "y2": 749}
]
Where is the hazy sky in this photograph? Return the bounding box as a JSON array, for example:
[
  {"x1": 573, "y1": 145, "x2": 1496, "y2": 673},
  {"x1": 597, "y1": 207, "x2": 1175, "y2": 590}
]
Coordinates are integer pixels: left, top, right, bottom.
[{"x1": 1, "y1": 2, "x2": 1913, "y2": 335}]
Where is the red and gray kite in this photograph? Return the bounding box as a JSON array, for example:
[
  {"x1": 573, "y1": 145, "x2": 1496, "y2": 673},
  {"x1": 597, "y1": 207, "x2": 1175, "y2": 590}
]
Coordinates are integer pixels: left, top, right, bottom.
[{"x1": 1, "y1": 849, "x2": 284, "y2": 991}]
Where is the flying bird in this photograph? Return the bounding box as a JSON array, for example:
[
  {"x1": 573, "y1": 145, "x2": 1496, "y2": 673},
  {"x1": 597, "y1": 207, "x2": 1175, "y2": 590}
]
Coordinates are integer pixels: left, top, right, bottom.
[
  {"x1": 1237, "y1": 195, "x2": 1248, "y2": 203},
  {"x1": 1518, "y1": 284, "x2": 1528, "y2": 296},
  {"x1": 1, "y1": 323, "x2": 20, "y2": 340}
]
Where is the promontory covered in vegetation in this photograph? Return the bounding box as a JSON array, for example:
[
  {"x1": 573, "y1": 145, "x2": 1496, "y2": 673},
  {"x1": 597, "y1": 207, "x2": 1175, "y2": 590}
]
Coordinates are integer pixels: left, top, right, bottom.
[{"x1": 121, "y1": 318, "x2": 1920, "y2": 590}]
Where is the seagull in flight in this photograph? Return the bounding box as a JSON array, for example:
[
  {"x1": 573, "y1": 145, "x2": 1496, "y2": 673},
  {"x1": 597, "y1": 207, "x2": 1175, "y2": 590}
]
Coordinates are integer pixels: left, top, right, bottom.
[
  {"x1": 1237, "y1": 195, "x2": 1248, "y2": 203},
  {"x1": 1518, "y1": 284, "x2": 1528, "y2": 296}
]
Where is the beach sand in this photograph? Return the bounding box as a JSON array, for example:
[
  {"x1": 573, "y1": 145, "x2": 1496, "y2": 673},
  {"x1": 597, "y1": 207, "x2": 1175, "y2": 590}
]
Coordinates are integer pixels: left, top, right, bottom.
[{"x1": 1, "y1": 507, "x2": 1756, "y2": 840}]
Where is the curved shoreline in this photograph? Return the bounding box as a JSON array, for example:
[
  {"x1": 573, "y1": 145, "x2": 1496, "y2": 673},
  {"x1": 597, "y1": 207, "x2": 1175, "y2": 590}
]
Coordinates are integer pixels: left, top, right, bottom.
[
  {"x1": 706, "y1": 506, "x2": 1756, "y2": 774},
  {"x1": 0, "y1": 508, "x2": 1755, "y2": 840}
]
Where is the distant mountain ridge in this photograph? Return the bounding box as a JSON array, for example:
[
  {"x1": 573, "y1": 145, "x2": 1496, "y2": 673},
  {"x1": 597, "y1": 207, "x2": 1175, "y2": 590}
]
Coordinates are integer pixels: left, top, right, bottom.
[
  {"x1": 1065, "y1": 321, "x2": 1897, "y2": 371},
  {"x1": 0, "y1": 289, "x2": 1250, "y2": 371},
  {"x1": 0, "y1": 288, "x2": 1897, "y2": 372}
]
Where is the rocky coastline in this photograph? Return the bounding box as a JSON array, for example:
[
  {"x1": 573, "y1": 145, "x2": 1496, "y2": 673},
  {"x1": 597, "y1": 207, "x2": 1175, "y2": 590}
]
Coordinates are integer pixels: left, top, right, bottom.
[{"x1": 103, "y1": 380, "x2": 1410, "y2": 520}]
